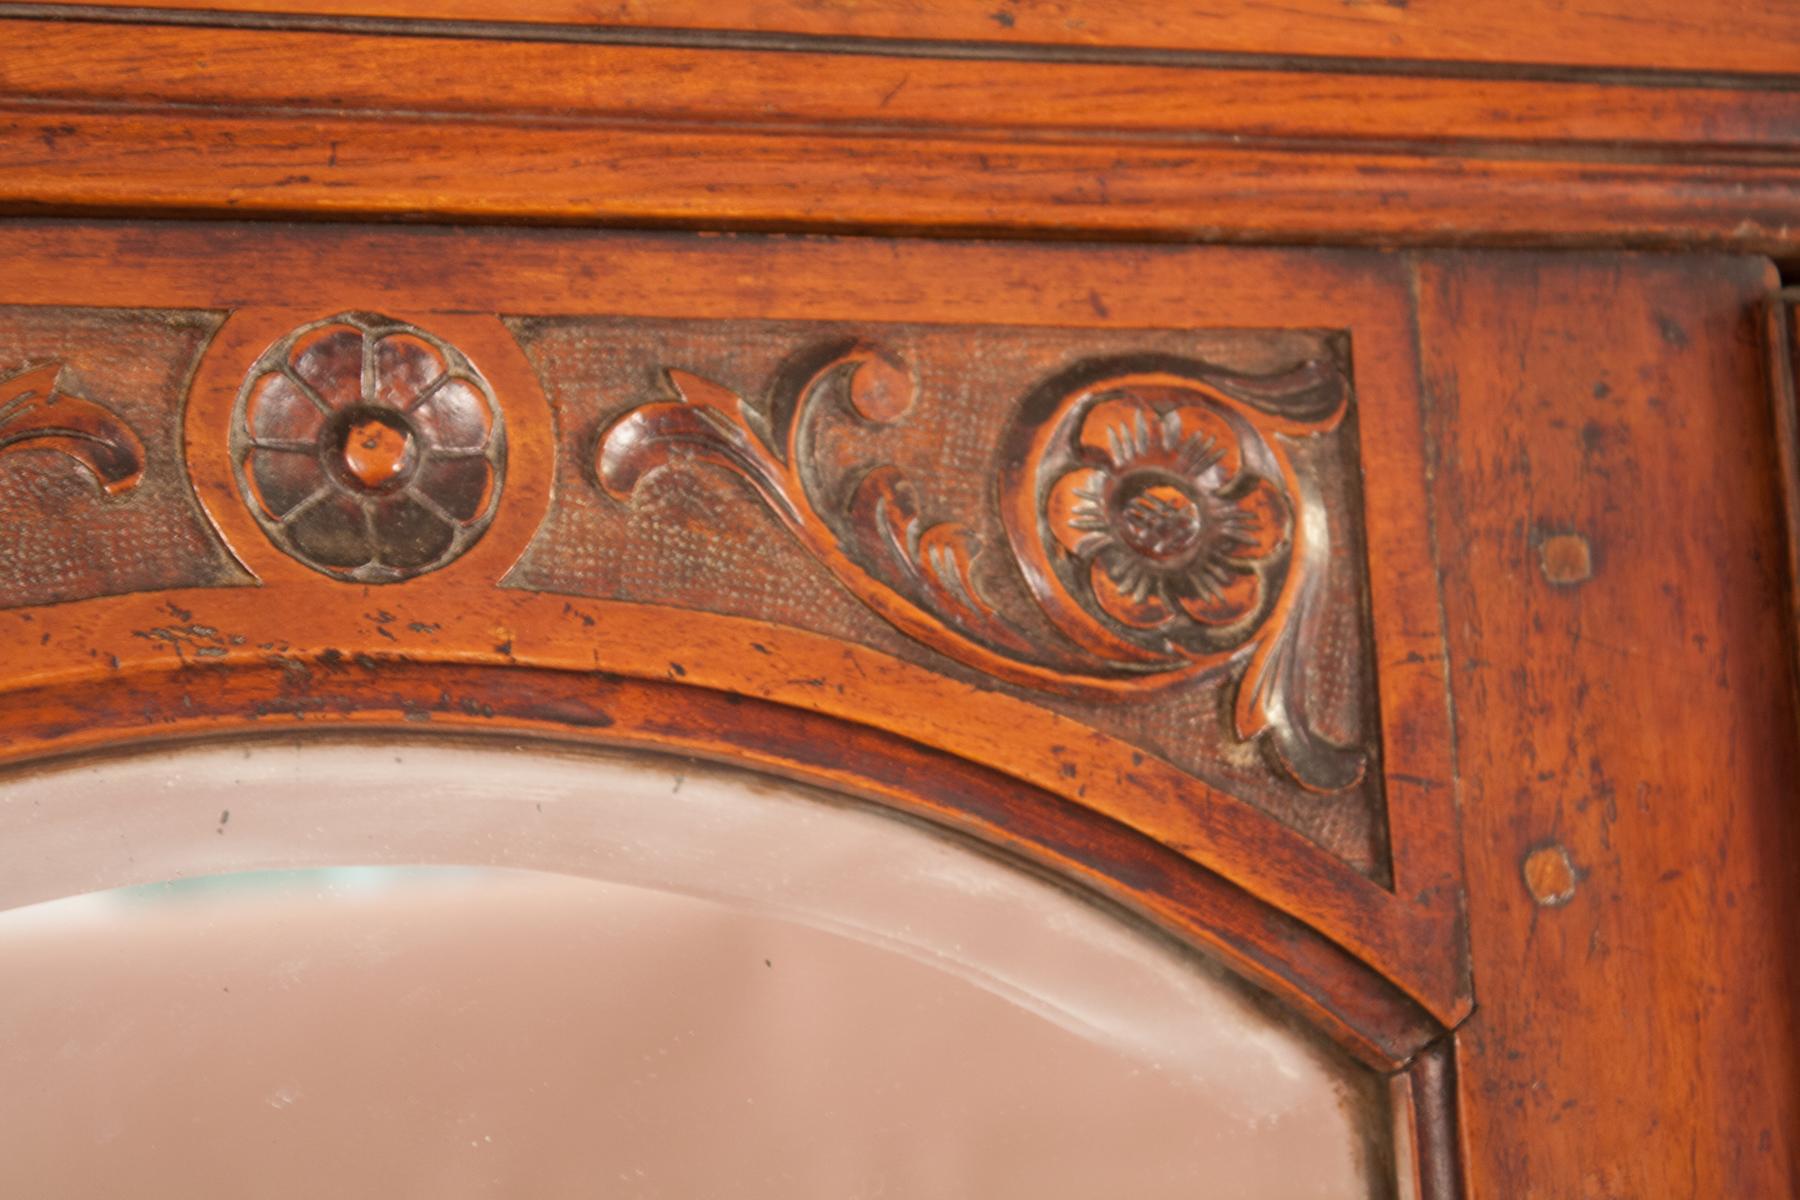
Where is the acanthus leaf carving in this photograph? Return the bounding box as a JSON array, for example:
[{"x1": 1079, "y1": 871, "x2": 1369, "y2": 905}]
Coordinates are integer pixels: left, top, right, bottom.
[
  {"x1": 0, "y1": 362, "x2": 146, "y2": 495},
  {"x1": 596, "y1": 341, "x2": 1365, "y2": 793}
]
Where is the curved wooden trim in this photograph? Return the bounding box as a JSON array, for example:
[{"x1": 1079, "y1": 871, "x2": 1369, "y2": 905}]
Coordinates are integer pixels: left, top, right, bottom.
[
  {"x1": 0, "y1": 655, "x2": 1445, "y2": 1070},
  {"x1": 0, "y1": 587, "x2": 1460, "y2": 1020},
  {"x1": 0, "y1": 222, "x2": 1471, "y2": 1027}
]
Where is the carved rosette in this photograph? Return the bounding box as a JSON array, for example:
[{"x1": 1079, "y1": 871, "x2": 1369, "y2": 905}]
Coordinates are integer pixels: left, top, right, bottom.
[
  {"x1": 597, "y1": 342, "x2": 1364, "y2": 792},
  {"x1": 232, "y1": 313, "x2": 506, "y2": 583},
  {"x1": 1011, "y1": 375, "x2": 1294, "y2": 663},
  {"x1": 1003, "y1": 360, "x2": 1364, "y2": 791}
]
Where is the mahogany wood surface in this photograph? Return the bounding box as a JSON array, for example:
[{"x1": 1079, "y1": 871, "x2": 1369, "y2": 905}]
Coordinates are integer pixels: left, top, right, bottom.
[
  {"x1": 0, "y1": 221, "x2": 1478, "y2": 1188},
  {"x1": 23, "y1": 0, "x2": 1800, "y2": 77},
  {"x1": 0, "y1": 222, "x2": 1468, "y2": 1038},
  {"x1": 1772, "y1": 292, "x2": 1800, "y2": 729},
  {"x1": 3, "y1": 3, "x2": 1799, "y2": 1195},
  {"x1": 15, "y1": 20, "x2": 1800, "y2": 150},
  {"x1": 2, "y1": 16, "x2": 1800, "y2": 250},
  {"x1": 5, "y1": 218, "x2": 1796, "y2": 1193},
  {"x1": 1416, "y1": 252, "x2": 1800, "y2": 1195}
]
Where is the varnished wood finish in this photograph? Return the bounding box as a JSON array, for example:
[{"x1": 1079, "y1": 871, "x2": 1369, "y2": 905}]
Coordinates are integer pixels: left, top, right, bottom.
[
  {"x1": 0, "y1": 307, "x2": 246, "y2": 607},
  {"x1": 25, "y1": 0, "x2": 1800, "y2": 76},
  {"x1": 593, "y1": 334, "x2": 1365, "y2": 792},
  {"x1": 1389, "y1": 1039, "x2": 1462, "y2": 1200},
  {"x1": 13, "y1": 20, "x2": 1800, "y2": 150},
  {"x1": 0, "y1": 661, "x2": 1449, "y2": 1071},
  {"x1": 230, "y1": 311, "x2": 508, "y2": 582},
  {"x1": 4, "y1": 4, "x2": 1800, "y2": 1194},
  {"x1": 8, "y1": 219, "x2": 1795, "y2": 1195},
  {"x1": 2, "y1": 18, "x2": 1799, "y2": 249},
  {"x1": 1416, "y1": 253, "x2": 1800, "y2": 1195},
  {"x1": 1771, "y1": 291, "x2": 1800, "y2": 725},
  {"x1": 0, "y1": 360, "x2": 145, "y2": 493},
  {"x1": 0, "y1": 224, "x2": 1468, "y2": 1063}
]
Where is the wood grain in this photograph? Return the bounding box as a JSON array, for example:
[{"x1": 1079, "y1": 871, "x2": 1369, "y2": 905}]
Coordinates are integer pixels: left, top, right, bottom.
[
  {"x1": 1415, "y1": 252, "x2": 1800, "y2": 1195},
  {"x1": 22, "y1": 0, "x2": 1800, "y2": 77},
  {"x1": 0, "y1": 222, "x2": 1468, "y2": 1048},
  {"x1": 1770, "y1": 292, "x2": 1800, "y2": 730},
  {"x1": 0, "y1": 2, "x2": 1794, "y2": 1188},
  {"x1": 2, "y1": 20, "x2": 1799, "y2": 249},
  {"x1": 0, "y1": 654, "x2": 1447, "y2": 1071},
  {"x1": 10, "y1": 21, "x2": 1800, "y2": 152}
]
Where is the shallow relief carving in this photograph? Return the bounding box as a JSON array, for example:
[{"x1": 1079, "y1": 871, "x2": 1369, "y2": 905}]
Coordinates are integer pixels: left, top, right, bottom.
[
  {"x1": 0, "y1": 308, "x2": 248, "y2": 609},
  {"x1": 507, "y1": 317, "x2": 1388, "y2": 878},
  {"x1": 598, "y1": 342, "x2": 1362, "y2": 793},
  {"x1": 0, "y1": 307, "x2": 1387, "y2": 879},
  {"x1": 232, "y1": 312, "x2": 507, "y2": 583},
  {"x1": 0, "y1": 362, "x2": 146, "y2": 495},
  {"x1": 0, "y1": 308, "x2": 510, "y2": 602}
]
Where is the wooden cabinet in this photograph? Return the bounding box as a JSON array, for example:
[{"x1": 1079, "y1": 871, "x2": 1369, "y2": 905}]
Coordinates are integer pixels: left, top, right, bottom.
[{"x1": 0, "y1": 6, "x2": 1796, "y2": 1196}]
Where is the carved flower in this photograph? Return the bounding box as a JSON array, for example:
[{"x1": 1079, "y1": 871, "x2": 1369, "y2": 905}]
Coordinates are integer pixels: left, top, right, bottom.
[
  {"x1": 234, "y1": 314, "x2": 505, "y2": 582},
  {"x1": 1045, "y1": 387, "x2": 1290, "y2": 633}
]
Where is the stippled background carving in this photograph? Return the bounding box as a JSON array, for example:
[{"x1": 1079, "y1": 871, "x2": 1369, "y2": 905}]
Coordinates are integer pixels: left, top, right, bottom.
[
  {"x1": 504, "y1": 317, "x2": 1389, "y2": 880},
  {"x1": 0, "y1": 307, "x2": 249, "y2": 608}
]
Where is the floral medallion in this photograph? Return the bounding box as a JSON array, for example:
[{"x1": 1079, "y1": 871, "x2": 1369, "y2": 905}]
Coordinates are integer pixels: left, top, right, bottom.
[
  {"x1": 1039, "y1": 382, "x2": 1291, "y2": 649},
  {"x1": 231, "y1": 313, "x2": 506, "y2": 583}
]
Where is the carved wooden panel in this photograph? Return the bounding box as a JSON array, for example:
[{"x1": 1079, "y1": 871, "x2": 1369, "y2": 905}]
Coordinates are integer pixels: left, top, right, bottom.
[
  {"x1": 509, "y1": 318, "x2": 1388, "y2": 877},
  {"x1": 0, "y1": 226, "x2": 1466, "y2": 1089},
  {"x1": 0, "y1": 307, "x2": 247, "y2": 609},
  {"x1": 0, "y1": 6, "x2": 1794, "y2": 1182}
]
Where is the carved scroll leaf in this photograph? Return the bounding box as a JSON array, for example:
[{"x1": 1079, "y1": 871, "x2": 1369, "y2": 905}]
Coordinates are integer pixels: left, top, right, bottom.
[
  {"x1": 0, "y1": 363, "x2": 146, "y2": 495},
  {"x1": 596, "y1": 342, "x2": 1366, "y2": 792},
  {"x1": 598, "y1": 351, "x2": 1031, "y2": 660},
  {"x1": 846, "y1": 465, "x2": 1040, "y2": 657}
]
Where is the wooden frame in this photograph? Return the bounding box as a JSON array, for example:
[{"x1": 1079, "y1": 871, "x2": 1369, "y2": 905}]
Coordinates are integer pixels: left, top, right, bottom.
[
  {"x1": 0, "y1": 220, "x2": 1465, "y2": 1189},
  {"x1": 2, "y1": 5, "x2": 1798, "y2": 1195}
]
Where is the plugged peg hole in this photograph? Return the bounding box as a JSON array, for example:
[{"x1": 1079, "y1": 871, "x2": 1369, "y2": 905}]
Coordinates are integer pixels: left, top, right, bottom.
[
  {"x1": 1539, "y1": 533, "x2": 1593, "y2": 586},
  {"x1": 1523, "y1": 843, "x2": 1578, "y2": 907}
]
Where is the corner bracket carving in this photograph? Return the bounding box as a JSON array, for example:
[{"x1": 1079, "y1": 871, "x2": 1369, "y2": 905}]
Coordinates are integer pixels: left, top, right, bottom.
[{"x1": 597, "y1": 341, "x2": 1365, "y2": 792}]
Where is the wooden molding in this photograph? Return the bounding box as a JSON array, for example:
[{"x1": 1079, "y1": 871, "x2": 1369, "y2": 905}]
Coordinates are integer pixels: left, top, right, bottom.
[
  {"x1": 1769, "y1": 288, "x2": 1800, "y2": 725},
  {"x1": 1, "y1": 16, "x2": 1799, "y2": 249},
  {"x1": 13, "y1": 0, "x2": 1800, "y2": 77},
  {"x1": 0, "y1": 222, "x2": 1469, "y2": 1063}
]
